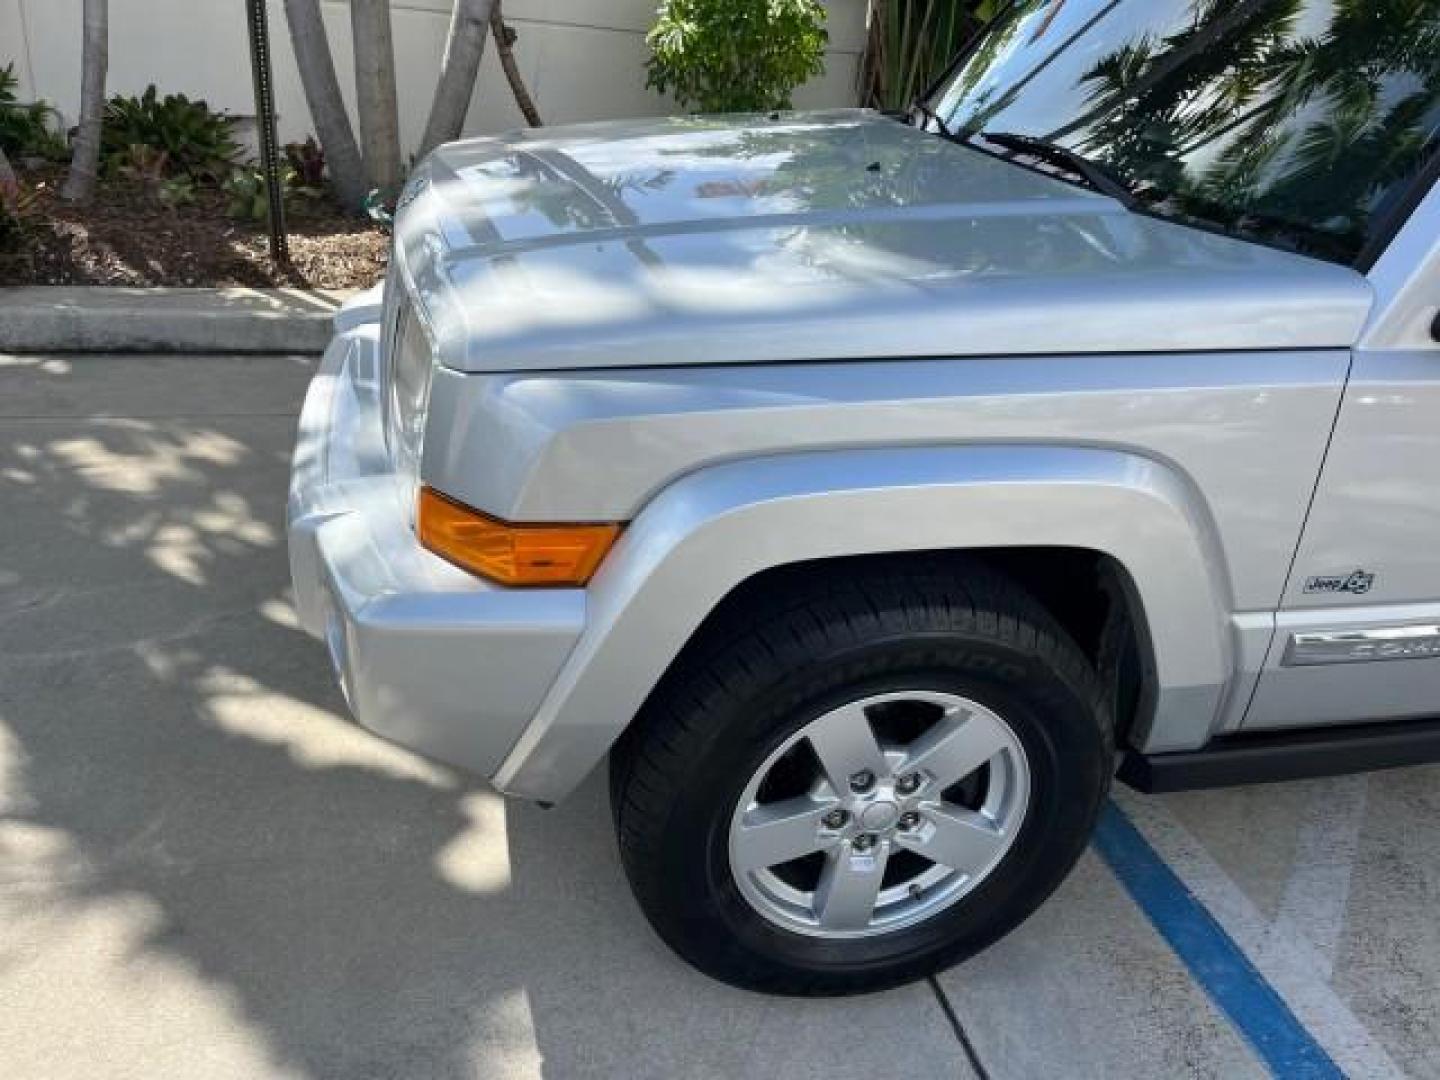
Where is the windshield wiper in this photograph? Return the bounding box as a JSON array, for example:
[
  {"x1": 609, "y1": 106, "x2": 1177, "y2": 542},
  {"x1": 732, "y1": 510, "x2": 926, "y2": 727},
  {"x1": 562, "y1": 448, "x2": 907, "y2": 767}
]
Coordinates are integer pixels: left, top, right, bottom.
[{"x1": 979, "y1": 130, "x2": 1138, "y2": 209}]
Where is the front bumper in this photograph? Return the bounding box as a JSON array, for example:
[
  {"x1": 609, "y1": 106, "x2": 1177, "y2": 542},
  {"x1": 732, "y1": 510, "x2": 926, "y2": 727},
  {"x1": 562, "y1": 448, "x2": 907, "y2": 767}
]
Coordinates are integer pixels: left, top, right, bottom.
[{"x1": 287, "y1": 321, "x2": 586, "y2": 780}]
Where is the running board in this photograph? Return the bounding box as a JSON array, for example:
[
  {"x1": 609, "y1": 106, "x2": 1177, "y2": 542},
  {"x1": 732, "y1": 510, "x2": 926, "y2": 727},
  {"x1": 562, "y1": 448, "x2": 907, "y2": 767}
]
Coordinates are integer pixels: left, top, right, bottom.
[{"x1": 1118, "y1": 717, "x2": 1440, "y2": 793}]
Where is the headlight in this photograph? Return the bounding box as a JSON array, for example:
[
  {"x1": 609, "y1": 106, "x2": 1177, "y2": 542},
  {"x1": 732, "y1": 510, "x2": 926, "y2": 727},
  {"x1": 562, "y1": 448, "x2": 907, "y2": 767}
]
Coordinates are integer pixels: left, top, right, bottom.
[{"x1": 385, "y1": 300, "x2": 437, "y2": 517}]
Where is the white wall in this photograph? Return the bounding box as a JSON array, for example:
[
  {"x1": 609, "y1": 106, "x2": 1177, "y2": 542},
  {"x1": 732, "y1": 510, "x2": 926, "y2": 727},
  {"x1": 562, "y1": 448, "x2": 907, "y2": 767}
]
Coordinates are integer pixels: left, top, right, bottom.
[{"x1": 1, "y1": 0, "x2": 869, "y2": 157}]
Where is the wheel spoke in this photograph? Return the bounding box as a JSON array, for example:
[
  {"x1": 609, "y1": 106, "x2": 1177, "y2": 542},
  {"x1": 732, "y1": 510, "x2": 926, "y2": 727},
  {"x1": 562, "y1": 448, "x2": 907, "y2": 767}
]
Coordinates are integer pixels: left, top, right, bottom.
[
  {"x1": 896, "y1": 806, "x2": 1006, "y2": 876},
  {"x1": 733, "y1": 797, "x2": 837, "y2": 872},
  {"x1": 902, "y1": 705, "x2": 1010, "y2": 788},
  {"x1": 729, "y1": 689, "x2": 1031, "y2": 938},
  {"x1": 814, "y1": 841, "x2": 890, "y2": 930},
  {"x1": 806, "y1": 702, "x2": 889, "y2": 794}
]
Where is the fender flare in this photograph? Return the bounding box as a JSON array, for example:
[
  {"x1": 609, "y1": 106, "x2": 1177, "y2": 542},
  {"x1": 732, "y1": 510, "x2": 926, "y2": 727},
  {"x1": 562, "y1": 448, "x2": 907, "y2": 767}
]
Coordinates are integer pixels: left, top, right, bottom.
[{"x1": 493, "y1": 445, "x2": 1234, "y2": 801}]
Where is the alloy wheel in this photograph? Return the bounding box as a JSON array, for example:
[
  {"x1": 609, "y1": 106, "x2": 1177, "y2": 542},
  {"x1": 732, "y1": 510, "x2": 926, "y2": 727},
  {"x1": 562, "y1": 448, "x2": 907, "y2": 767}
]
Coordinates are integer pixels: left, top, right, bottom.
[{"x1": 727, "y1": 690, "x2": 1031, "y2": 939}]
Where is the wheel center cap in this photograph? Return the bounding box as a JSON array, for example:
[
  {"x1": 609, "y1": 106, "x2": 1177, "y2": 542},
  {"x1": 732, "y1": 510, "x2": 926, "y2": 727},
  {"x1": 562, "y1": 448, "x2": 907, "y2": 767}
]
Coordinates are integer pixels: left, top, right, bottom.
[{"x1": 860, "y1": 800, "x2": 900, "y2": 831}]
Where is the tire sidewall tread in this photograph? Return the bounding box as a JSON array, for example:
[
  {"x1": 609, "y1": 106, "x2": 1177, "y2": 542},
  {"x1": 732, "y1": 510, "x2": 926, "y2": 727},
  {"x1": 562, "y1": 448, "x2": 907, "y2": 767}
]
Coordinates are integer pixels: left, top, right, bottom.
[{"x1": 611, "y1": 560, "x2": 1113, "y2": 995}]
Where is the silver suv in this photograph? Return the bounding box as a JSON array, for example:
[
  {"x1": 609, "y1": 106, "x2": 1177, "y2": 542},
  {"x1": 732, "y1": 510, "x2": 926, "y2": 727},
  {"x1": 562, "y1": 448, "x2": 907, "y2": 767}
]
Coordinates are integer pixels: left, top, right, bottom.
[{"x1": 288, "y1": 0, "x2": 1440, "y2": 994}]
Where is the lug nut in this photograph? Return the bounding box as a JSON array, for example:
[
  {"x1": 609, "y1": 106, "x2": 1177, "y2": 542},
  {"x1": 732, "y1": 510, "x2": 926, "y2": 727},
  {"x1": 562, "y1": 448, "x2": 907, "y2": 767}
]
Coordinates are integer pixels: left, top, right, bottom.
[
  {"x1": 899, "y1": 812, "x2": 921, "y2": 831},
  {"x1": 896, "y1": 773, "x2": 922, "y2": 795},
  {"x1": 849, "y1": 770, "x2": 876, "y2": 793},
  {"x1": 823, "y1": 808, "x2": 849, "y2": 829},
  {"x1": 852, "y1": 833, "x2": 876, "y2": 852}
]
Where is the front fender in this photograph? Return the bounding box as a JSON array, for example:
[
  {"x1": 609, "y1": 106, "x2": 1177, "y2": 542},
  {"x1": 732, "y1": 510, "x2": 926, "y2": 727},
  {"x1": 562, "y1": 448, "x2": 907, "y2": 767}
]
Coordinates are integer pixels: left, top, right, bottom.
[{"x1": 493, "y1": 445, "x2": 1234, "y2": 802}]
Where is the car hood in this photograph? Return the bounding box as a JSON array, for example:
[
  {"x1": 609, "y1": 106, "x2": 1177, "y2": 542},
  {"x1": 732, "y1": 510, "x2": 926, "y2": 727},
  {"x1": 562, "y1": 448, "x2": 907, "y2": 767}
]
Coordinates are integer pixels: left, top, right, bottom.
[{"x1": 397, "y1": 110, "x2": 1373, "y2": 373}]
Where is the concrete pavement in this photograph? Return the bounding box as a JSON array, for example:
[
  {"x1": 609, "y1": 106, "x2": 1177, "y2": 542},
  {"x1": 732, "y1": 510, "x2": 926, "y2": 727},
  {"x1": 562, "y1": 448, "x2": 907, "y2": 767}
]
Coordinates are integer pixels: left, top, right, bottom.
[{"x1": 1, "y1": 351, "x2": 1438, "y2": 1079}]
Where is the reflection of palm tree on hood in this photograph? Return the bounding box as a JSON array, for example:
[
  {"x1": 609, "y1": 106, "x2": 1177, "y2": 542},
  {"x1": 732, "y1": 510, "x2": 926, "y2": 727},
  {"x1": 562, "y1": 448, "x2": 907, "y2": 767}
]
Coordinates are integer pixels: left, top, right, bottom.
[{"x1": 505, "y1": 149, "x2": 675, "y2": 266}]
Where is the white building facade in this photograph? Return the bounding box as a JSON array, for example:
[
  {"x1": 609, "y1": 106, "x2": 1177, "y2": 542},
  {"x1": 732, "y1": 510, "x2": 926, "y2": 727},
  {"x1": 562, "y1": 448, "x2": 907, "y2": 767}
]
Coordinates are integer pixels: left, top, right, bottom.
[{"x1": 1, "y1": 0, "x2": 869, "y2": 156}]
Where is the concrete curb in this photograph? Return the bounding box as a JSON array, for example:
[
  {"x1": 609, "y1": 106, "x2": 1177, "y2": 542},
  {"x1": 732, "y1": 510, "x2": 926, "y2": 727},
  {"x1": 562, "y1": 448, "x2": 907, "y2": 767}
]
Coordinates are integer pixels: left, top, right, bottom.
[{"x1": 0, "y1": 287, "x2": 356, "y2": 354}]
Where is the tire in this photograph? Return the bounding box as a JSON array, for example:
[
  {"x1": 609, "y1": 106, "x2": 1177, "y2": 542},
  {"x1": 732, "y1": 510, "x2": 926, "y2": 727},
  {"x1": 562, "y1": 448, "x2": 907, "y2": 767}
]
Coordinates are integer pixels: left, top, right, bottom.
[{"x1": 609, "y1": 558, "x2": 1113, "y2": 995}]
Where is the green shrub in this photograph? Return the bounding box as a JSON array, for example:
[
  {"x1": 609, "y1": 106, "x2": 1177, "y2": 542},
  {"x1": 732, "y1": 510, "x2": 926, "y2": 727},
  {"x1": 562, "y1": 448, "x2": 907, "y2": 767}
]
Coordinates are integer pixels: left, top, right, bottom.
[
  {"x1": 0, "y1": 63, "x2": 67, "y2": 162},
  {"x1": 646, "y1": 0, "x2": 829, "y2": 113},
  {"x1": 225, "y1": 168, "x2": 278, "y2": 222},
  {"x1": 224, "y1": 164, "x2": 318, "y2": 222},
  {"x1": 102, "y1": 86, "x2": 242, "y2": 182},
  {"x1": 159, "y1": 176, "x2": 196, "y2": 207}
]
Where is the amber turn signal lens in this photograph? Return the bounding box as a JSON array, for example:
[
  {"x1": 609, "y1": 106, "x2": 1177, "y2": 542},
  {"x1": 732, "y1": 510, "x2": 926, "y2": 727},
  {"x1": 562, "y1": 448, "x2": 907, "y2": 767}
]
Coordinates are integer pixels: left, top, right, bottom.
[{"x1": 418, "y1": 487, "x2": 622, "y2": 587}]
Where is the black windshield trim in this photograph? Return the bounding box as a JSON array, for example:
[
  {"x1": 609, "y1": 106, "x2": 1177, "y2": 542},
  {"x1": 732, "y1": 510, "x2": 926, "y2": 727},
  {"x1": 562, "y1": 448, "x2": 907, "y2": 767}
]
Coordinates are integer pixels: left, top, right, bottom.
[{"x1": 1355, "y1": 144, "x2": 1440, "y2": 272}]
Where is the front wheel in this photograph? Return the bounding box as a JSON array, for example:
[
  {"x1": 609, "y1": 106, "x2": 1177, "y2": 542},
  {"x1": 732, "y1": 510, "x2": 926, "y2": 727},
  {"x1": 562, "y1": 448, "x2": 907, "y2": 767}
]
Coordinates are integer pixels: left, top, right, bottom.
[{"x1": 610, "y1": 561, "x2": 1113, "y2": 995}]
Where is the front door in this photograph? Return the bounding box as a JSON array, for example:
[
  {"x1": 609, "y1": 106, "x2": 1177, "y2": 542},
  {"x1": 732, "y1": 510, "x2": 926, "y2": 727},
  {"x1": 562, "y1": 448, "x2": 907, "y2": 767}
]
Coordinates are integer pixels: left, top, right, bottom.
[{"x1": 1246, "y1": 189, "x2": 1440, "y2": 731}]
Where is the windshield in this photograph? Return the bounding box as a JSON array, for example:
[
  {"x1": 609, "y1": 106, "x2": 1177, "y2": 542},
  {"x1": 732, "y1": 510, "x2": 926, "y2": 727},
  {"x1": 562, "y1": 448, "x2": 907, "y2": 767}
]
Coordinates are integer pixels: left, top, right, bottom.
[{"x1": 928, "y1": 0, "x2": 1440, "y2": 265}]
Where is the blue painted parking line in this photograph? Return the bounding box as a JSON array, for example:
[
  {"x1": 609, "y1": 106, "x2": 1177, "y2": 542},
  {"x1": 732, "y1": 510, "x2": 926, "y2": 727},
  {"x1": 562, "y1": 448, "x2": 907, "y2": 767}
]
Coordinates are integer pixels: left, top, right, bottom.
[{"x1": 1094, "y1": 802, "x2": 1344, "y2": 1079}]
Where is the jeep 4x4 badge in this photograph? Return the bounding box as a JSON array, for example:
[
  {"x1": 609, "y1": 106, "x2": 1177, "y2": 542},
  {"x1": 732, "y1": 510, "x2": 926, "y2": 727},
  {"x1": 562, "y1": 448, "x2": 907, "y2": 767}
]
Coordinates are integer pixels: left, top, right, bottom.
[{"x1": 1304, "y1": 571, "x2": 1377, "y2": 596}]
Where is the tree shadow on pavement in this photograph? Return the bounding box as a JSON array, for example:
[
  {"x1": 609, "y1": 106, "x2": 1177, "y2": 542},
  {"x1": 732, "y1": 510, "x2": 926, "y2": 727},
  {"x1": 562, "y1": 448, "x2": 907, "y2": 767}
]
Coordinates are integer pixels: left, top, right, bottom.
[{"x1": 0, "y1": 353, "x2": 953, "y2": 1080}]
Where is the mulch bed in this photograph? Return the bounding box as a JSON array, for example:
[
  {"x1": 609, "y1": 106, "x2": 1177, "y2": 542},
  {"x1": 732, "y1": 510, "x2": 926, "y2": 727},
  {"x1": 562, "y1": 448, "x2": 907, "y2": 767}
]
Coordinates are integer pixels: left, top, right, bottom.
[{"x1": 0, "y1": 166, "x2": 389, "y2": 289}]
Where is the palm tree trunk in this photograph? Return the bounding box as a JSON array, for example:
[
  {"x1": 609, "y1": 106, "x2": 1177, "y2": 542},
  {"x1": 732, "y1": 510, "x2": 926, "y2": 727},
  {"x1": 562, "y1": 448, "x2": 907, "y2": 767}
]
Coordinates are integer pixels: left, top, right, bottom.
[
  {"x1": 418, "y1": 0, "x2": 496, "y2": 159},
  {"x1": 281, "y1": 0, "x2": 368, "y2": 211},
  {"x1": 492, "y1": 3, "x2": 541, "y2": 127},
  {"x1": 62, "y1": 0, "x2": 107, "y2": 204},
  {"x1": 351, "y1": 0, "x2": 402, "y2": 195}
]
